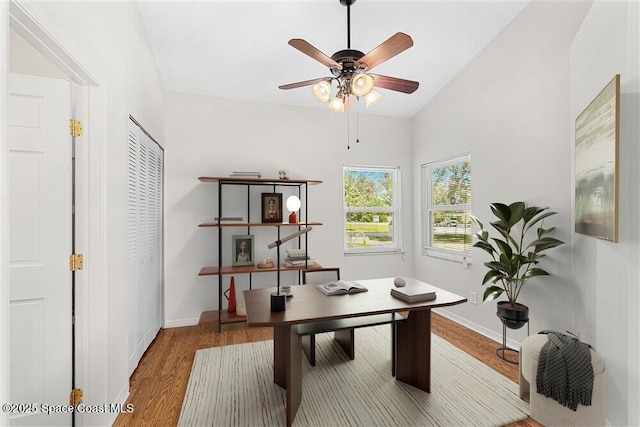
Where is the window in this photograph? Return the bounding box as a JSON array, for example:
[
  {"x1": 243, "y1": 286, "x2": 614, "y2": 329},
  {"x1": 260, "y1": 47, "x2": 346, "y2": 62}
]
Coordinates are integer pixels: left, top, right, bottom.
[
  {"x1": 343, "y1": 165, "x2": 401, "y2": 254},
  {"x1": 422, "y1": 154, "x2": 472, "y2": 261}
]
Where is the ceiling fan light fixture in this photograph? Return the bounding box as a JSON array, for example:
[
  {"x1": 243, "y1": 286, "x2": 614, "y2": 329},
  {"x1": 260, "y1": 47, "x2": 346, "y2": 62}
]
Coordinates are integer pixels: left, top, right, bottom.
[
  {"x1": 328, "y1": 95, "x2": 346, "y2": 113},
  {"x1": 364, "y1": 89, "x2": 382, "y2": 108},
  {"x1": 279, "y1": 0, "x2": 419, "y2": 116},
  {"x1": 344, "y1": 94, "x2": 355, "y2": 108},
  {"x1": 351, "y1": 73, "x2": 374, "y2": 97},
  {"x1": 311, "y1": 80, "x2": 332, "y2": 103}
]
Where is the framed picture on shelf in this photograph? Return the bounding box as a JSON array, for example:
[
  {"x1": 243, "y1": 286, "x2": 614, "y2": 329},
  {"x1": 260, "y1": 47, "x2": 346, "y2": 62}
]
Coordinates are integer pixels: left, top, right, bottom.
[
  {"x1": 232, "y1": 234, "x2": 255, "y2": 266},
  {"x1": 261, "y1": 193, "x2": 282, "y2": 223}
]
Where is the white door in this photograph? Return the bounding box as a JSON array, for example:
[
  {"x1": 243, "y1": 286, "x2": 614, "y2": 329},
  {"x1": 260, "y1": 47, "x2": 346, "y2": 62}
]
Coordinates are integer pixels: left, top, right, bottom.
[
  {"x1": 127, "y1": 119, "x2": 163, "y2": 375},
  {"x1": 8, "y1": 73, "x2": 72, "y2": 426}
]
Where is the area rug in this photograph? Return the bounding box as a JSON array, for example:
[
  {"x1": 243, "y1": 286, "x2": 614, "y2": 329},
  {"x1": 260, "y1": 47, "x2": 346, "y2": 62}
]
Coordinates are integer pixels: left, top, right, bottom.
[{"x1": 178, "y1": 325, "x2": 529, "y2": 426}]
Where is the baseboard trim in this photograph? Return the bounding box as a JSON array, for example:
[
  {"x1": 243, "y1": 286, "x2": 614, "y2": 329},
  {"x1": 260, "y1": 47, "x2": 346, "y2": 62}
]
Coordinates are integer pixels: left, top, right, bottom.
[
  {"x1": 434, "y1": 307, "x2": 524, "y2": 350},
  {"x1": 105, "y1": 382, "x2": 129, "y2": 426},
  {"x1": 164, "y1": 317, "x2": 200, "y2": 328}
]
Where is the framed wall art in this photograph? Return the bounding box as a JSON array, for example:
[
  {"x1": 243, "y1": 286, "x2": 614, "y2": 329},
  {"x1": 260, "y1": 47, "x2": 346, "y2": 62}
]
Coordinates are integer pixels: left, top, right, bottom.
[
  {"x1": 261, "y1": 193, "x2": 282, "y2": 223},
  {"x1": 232, "y1": 234, "x2": 254, "y2": 266},
  {"x1": 575, "y1": 74, "x2": 620, "y2": 242}
]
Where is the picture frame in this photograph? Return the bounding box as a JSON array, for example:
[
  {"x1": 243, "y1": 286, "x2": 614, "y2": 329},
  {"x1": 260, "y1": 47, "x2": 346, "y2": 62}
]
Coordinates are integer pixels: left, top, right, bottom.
[
  {"x1": 575, "y1": 74, "x2": 620, "y2": 243},
  {"x1": 232, "y1": 234, "x2": 255, "y2": 266},
  {"x1": 261, "y1": 193, "x2": 283, "y2": 223}
]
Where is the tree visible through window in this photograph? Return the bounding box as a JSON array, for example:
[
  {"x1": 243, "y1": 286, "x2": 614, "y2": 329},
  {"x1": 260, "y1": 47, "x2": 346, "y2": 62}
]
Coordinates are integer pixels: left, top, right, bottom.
[
  {"x1": 343, "y1": 165, "x2": 401, "y2": 254},
  {"x1": 422, "y1": 154, "x2": 472, "y2": 259}
]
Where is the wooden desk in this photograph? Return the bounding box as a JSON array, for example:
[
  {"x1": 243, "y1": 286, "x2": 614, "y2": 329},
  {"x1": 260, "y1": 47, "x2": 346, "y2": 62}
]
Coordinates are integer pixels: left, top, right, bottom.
[{"x1": 244, "y1": 277, "x2": 466, "y2": 426}]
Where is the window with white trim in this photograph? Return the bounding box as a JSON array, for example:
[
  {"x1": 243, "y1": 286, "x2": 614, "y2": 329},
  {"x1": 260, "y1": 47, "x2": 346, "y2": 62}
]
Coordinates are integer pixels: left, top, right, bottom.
[
  {"x1": 343, "y1": 165, "x2": 401, "y2": 254},
  {"x1": 422, "y1": 154, "x2": 472, "y2": 261}
]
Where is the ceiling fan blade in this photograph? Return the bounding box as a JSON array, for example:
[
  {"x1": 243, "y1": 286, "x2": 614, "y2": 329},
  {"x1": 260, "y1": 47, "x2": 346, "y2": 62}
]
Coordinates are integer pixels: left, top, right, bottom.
[
  {"x1": 279, "y1": 77, "x2": 331, "y2": 90},
  {"x1": 370, "y1": 74, "x2": 419, "y2": 94},
  {"x1": 288, "y1": 39, "x2": 341, "y2": 69},
  {"x1": 356, "y1": 33, "x2": 414, "y2": 71}
]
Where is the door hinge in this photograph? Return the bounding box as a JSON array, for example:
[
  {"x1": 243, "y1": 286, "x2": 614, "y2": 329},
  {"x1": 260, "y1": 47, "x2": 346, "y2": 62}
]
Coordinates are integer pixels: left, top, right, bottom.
[
  {"x1": 70, "y1": 388, "x2": 83, "y2": 406},
  {"x1": 69, "y1": 254, "x2": 84, "y2": 271},
  {"x1": 69, "y1": 119, "x2": 83, "y2": 137}
]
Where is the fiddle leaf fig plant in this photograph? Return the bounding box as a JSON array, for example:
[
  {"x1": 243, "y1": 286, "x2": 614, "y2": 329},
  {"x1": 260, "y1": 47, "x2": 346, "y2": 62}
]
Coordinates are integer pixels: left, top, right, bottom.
[{"x1": 471, "y1": 202, "x2": 564, "y2": 306}]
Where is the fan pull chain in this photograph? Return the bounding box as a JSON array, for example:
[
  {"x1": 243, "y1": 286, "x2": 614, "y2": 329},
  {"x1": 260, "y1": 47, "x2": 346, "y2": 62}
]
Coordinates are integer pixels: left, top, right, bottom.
[
  {"x1": 356, "y1": 98, "x2": 360, "y2": 144},
  {"x1": 347, "y1": 107, "x2": 351, "y2": 150}
]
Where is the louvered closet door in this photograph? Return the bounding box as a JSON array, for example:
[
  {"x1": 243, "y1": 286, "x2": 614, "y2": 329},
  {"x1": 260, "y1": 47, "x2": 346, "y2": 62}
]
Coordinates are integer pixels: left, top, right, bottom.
[
  {"x1": 127, "y1": 118, "x2": 163, "y2": 375},
  {"x1": 146, "y1": 134, "x2": 163, "y2": 349}
]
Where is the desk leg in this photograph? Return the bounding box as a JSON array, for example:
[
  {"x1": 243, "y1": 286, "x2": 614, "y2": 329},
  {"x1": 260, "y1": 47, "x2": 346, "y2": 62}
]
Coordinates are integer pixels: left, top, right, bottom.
[
  {"x1": 334, "y1": 328, "x2": 355, "y2": 360},
  {"x1": 273, "y1": 325, "x2": 302, "y2": 427},
  {"x1": 301, "y1": 334, "x2": 316, "y2": 366},
  {"x1": 395, "y1": 309, "x2": 431, "y2": 392}
]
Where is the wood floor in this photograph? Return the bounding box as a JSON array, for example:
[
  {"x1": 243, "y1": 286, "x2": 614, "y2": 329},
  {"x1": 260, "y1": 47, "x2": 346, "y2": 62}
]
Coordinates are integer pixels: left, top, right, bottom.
[{"x1": 113, "y1": 312, "x2": 541, "y2": 427}]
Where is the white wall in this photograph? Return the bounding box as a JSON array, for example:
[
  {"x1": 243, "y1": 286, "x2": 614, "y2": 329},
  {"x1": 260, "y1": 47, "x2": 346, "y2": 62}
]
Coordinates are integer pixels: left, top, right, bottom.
[
  {"x1": 413, "y1": 0, "x2": 640, "y2": 425},
  {"x1": 6, "y1": 1, "x2": 166, "y2": 424},
  {"x1": 569, "y1": 1, "x2": 640, "y2": 425},
  {"x1": 164, "y1": 92, "x2": 414, "y2": 326},
  {"x1": 412, "y1": 0, "x2": 591, "y2": 342}
]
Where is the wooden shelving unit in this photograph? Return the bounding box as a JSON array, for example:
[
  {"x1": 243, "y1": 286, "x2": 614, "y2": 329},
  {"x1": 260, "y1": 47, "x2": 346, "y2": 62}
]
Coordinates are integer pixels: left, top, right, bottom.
[
  {"x1": 198, "y1": 262, "x2": 323, "y2": 276},
  {"x1": 198, "y1": 221, "x2": 322, "y2": 228},
  {"x1": 198, "y1": 176, "x2": 323, "y2": 331},
  {"x1": 198, "y1": 309, "x2": 247, "y2": 326},
  {"x1": 198, "y1": 176, "x2": 323, "y2": 185}
]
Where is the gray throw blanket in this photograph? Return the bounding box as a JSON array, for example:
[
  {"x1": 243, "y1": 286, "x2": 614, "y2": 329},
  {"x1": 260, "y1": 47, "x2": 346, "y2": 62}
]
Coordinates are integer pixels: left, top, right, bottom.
[{"x1": 536, "y1": 330, "x2": 593, "y2": 411}]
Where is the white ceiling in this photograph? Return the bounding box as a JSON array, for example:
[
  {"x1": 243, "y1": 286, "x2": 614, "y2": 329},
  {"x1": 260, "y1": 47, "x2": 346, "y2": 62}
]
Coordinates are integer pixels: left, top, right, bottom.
[{"x1": 137, "y1": 0, "x2": 530, "y2": 118}]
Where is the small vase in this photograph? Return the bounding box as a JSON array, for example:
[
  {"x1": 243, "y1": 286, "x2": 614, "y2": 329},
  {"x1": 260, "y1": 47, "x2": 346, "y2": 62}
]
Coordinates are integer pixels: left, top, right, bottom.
[{"x1": 224, "y1": 277, "x2": 237, "y2": 313}]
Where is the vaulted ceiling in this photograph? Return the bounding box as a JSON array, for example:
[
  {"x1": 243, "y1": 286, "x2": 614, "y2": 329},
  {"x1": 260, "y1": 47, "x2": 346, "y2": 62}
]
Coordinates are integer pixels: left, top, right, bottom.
[{"x1": 137, "y1": 0, "x2": 529, "y2": 118}]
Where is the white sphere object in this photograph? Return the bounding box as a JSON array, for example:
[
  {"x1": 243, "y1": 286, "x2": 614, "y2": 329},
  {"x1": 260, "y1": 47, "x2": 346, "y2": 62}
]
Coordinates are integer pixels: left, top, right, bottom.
[
  {"x1": 393, "y1": 277, "x2": 406, "y2": 287},
  {"x1": 286, "y1": 195, "x2": 301, "y2": 212}
]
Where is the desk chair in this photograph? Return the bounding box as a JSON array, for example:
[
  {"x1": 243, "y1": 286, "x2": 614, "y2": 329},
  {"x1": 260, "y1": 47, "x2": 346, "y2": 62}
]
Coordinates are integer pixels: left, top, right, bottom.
[
  {"x1": 301, "y1": 268, "x2": 341, "y2": 366},
  {"x1": 300, "y1": 268, "x2": 401, "y2": 375}
]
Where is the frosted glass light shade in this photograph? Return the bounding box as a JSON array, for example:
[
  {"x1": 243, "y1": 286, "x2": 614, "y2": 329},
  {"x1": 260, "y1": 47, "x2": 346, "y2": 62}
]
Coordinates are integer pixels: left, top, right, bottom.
[
  {"x1": 328, "y1": 96, "x2": 345, "y2": 113},
  {"x1": 286, "y1": 195, "x2": 301, "y2": 213},
  {"x1": 364, "y1": 89, "x2": 382, "y2": 108},
  {"x1": 286, "y1": 195, "x2": 301, "y2": 223},
  {"x1": 352, "y1": 74, "x2": 375, "y2": 96},
  {"x1": 311, "y1": 81, "x2": 331, "y2": 103}
]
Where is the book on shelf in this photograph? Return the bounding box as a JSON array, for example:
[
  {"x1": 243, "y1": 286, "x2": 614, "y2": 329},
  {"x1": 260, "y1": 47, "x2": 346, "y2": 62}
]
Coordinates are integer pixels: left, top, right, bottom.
[
  {"x1": 286, "y1": 248, "x2": 307, "y2": 256},
  {"x1": 284, "y1": 248, "x2": 312, "y2": 265},
  {"x1": 317, "y1": 280, "x2": 368, "y2": 296},
  {"x1": 230, "y1": 171, "x2": 261, "y2": 177},
  {"x1": 390, "y1": 285, "x2": 437, "y2": 303},
  {"x1": 214, "y1": 216, "x2": 245, "y2": 222},
  {"x1": 285, "y1": 254, "x2": 311, "y2": 261},
  {"x1": 283, "y1": 258, "x2": 315, "y2": 267}
]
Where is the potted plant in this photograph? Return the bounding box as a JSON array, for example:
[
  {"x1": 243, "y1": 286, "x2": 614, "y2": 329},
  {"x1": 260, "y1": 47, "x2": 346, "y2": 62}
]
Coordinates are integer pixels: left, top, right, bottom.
[{"x1": 471, "y1": 202, "x2": 564, "y2": 329}]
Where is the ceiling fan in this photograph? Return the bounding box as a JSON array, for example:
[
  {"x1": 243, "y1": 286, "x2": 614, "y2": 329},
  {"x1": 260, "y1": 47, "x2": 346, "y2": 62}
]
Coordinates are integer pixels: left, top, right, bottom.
[{"x1": 279, "y1": 0, "x2": 419, "y2": 113}]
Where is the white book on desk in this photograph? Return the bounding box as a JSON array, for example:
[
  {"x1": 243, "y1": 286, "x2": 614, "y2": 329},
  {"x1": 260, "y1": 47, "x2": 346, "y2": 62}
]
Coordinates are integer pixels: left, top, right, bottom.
[
  {"x1": 391, "y1": 285, "x2": 437, "y2": 302},
  {"x1": 317, "y1": 280, "x2": 368, "y2": 296}
]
